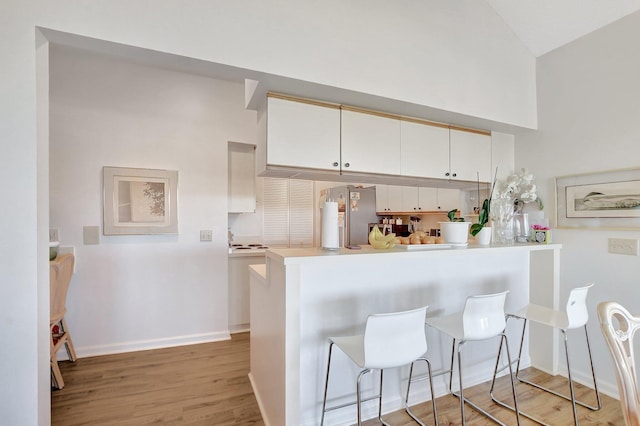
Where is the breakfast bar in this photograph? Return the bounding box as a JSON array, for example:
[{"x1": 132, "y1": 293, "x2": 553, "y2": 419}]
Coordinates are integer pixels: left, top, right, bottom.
[{"x1": 249, "y1": 243, "x2": 562, "y2": 426}]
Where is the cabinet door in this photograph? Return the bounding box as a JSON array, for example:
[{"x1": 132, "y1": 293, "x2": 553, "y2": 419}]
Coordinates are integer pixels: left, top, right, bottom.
[
  {"x1": 341, "y1": 109, "x2": 401, "y2": 175},
  {"x1": 375, "y1": 185, "x2": 389, "y2": 213},
  {"x1": 436, "y1": 188, "x2": 461, "y2": 212},
  {"x1": 267, "y1": 97, "x2": 341, "y2": 171},
  {"x1": 449, "y1": 129, "x2": 492, "y2": 182},
  {"x1": 418, "y1": 187, "x2": 438, "y2": 211},
  {"x1": 387, "y1": 185, "x2": 404, "y2": 212},
  {"x1": 400, "y1": 187, "x2": 418, "y2": 212},
  {"x1": 400, "y1": 120, "x2": 450, "y2": 179}
]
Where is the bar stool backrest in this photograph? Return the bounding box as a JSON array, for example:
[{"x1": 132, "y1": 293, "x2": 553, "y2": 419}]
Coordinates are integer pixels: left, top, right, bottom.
[
  {"x1": 462, "y1": 291, "x2": 509, "y2": 340},
  {"x1": 50, "y1": 254, "x2": 75, "y2": 324},
  {"x1": 597, "y1": 301, "x2": 640, "y2": 426},
  {"x1": 363, "y1": 306, "x2": 428, "y2": 369},
  {"x1": 566, "y1": 283, "x2": 594, "y2": 329}
]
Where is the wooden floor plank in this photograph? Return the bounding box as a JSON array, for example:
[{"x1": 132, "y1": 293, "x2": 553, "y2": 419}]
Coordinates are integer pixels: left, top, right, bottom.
[{"x1": 52, "y1": 333, "x2": 623, "y2": 425}]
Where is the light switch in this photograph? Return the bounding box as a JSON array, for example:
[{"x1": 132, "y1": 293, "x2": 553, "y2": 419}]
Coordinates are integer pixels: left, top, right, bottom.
[
  {"x1": 200, "y1": 229, "x2": 213, "y2": 242},
  {"x1": 83, "y1": 226, "x2": 100, "y2": 245},
  {"x1": 49, "y1": 228, "x2": 60, "y2": 242}
]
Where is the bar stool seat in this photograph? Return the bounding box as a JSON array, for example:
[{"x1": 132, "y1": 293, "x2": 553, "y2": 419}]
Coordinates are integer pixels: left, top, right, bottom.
[
  {"x1": 492, "y1": 283, "x2": 601, "y2": 425},
  {"x1": 321, "y1": 306, "x2": 438, "y2": 426},
  {"x1": 415, "y1": 291, "x2": 520, "y2": 426}
]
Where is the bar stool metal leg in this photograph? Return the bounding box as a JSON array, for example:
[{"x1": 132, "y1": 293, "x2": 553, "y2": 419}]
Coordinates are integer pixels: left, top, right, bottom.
[
  {"x1": 404, "y1": 357, "x2": 439, "y2": 426},
  {"x1": 491, "y1": 318, "x2": 602, "y2": 426},
  {"x1": 451, "y1": 334, "x2": 521, "y2": 426}
]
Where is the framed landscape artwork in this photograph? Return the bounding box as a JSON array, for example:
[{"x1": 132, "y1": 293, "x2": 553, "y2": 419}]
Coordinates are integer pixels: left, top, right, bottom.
[
  {"x1": 556, "y1": 168, "x2": 640, "y2": 229},
  {"x1": 103, "y1": 167, "x2": 179, "y2": 235}
]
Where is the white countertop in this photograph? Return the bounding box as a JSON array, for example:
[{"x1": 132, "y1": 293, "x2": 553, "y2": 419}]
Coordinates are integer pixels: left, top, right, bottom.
[
  {"x1": 228, "y1": 248, "x2": 267, "y2": 258},
  {"x1": 266, "y1": 242, "x2": 562, "y2": 265}
]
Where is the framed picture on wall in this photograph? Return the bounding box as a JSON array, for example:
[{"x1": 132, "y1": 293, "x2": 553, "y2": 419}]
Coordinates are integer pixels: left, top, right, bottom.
[
  {"x1": 103, "y1": 167, "x2": 179, "y2": 235},
  {"x1": 555, "y1": 168, "x2": 640, "y2": 229}
]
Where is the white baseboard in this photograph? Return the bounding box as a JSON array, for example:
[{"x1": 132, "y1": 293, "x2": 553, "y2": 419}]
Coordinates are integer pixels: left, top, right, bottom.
[
  {"x1": 248, "y1": 372, "x2": 270, "y2": 426},
  {"x1": 230, "y1": 323, "x2": 250, "y2": 334},
  {"x1": 57, "y1": 331, "x2": 231, "y2": 360}
]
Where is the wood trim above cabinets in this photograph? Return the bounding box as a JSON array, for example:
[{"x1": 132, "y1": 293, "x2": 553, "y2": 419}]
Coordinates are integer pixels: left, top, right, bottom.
[
  {"x1": 268, "y1": 92, "x2": 491, "y2": 136},
  {"x1": 267, "y1": 92, "x2": 341, "y2": 110}
]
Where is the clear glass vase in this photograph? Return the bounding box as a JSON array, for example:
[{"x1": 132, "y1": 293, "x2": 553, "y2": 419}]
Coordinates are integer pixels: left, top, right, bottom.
[
  {"x1": 513, "y1": 212, "x2": 530, "y2": 243},
  {"x1": 491, "y1": 198, "x2": 515, "y2": 245}
]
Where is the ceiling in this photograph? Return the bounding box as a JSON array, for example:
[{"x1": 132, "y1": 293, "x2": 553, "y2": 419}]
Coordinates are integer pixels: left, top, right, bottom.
[{"x1": 485, "y1": 0, "x2": 640, "y2": 56}]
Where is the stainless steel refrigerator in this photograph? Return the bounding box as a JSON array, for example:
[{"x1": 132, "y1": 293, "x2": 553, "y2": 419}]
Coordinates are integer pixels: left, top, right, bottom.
[{"x1": 328, "y1": 185, "x2": 379, "y2": 246}]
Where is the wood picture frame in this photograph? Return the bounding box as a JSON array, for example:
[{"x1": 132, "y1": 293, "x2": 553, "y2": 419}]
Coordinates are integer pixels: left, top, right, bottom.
[
  {"x1": 555, "y1": 168, "x2": 640, "y2": 229},
  {"x1": 103, "y1": 167, "x2": 178, "y2": 235}
]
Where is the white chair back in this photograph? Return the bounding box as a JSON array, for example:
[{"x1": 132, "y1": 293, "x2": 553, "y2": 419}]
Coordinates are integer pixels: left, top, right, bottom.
[
  {"x1": 566, "y1": 283, "x2": 593, "y2": 329},
  {"x1": 462, "y1": 291, "x2": 508, "y2": 340},
  {"x1": 598, "y1": 302, "x2": 640, "y2": 426},
  {"x1": 363, "y1": 306, "x2": 428, "y2": 369}
]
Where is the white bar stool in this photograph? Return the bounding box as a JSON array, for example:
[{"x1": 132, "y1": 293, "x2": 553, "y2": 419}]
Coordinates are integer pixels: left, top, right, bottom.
[
  {"x1": 492, "y1": 283, "x2": 601, "y2": 425},
  {"x1": 320, "y1": 306, "x2": 438, "y2": 426},
  {"x1": 413, "y1": 291, "x2": 520, "y2": 426}
]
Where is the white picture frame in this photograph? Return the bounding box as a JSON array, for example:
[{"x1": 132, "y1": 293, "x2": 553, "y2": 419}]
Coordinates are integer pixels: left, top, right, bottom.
[
  {"x1": 103, "y1": 166, "x2": 179, "y2": 235},
  {"x1": 555, "y1": 168, "x2": 640, "y2": 229}
]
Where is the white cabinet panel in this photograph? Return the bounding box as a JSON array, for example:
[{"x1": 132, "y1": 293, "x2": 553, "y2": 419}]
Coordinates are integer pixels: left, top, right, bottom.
[
  {"x1": 436, "y1": 188, "x2": 461, "y2": 212},
  {"x1": 450, "y1": 129, "x2": 492, "y2": 182},
  {"x1": 228, "y1": 142, "x2": 256, "y2": 213},
  {"x1": 267, "y1": 97, "x2": 341, "y2": 171},
  {"x1": 376, "y1": 185, "x2": 403, "y2": 213},
  {"x1": 401, "y1": 187, "x2": 438, "y2": 212},
  {"x1": 341, "y1": 109, "x2": 401, "y2": 175},
  {"x1": 376, "y1": 185, "x2": 389, "y2": 213},
  {"x1": 387, "y1": 185, "x2": 404, "y2": 212},
  {"x1": 419, "y1": 187, "x2": 438, "y2": 211},
  {"x1": 400, "y1": 121, "x2": 450, "y2": 179},
  {"x1": 400, "y1": 187, "x2": 418, "y2": 212}
]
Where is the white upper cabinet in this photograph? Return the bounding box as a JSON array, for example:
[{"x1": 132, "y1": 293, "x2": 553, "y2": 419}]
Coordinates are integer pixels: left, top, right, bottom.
[
  {"x1": 449, "y1": 129, "x2": 492, "y2": 182},
  {"x1": 228, "y1": 142, "x2": 256, "y2": 213},
  {"x1": 400, "y1": 121, "x2": 450, "y2": 179},
  {"x1": 341, "y1": 109, "x2": 401, "y2": 175},
  {"x1": 264, "y1": 94, "x2": 497, "y2": 185},
  {"x1": 436, "y1": 188, "x2": 461, "y2": 211},
  {"x1": 267, "y1": 96, "x2": 341, "y2": 171},
  {"x1": 400, "y1": 187, "x2": 438, "y2": 212},
  {"x1": 376, "y1": 185, "x2": 403, "y2": 213}
]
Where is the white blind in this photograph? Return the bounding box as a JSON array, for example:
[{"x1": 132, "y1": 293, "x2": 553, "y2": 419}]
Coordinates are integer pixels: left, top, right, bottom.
[
  {"x1": 263, "y1": 178, "x2": 314, "y2": 247},
  {"x1": 263, "y1": 178, "x2": 289, "y2": 247},
  {"x1": 289, "y1": 180, "x2": 314, "y2": 248}
]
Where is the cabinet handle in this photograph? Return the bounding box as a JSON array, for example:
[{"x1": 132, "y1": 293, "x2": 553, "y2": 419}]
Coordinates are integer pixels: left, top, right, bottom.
[
  {"x1": 452, "y1": 173, "x2": 457, "y2": 177},
  {"x1": 333, "y1": 162, "x2": 339, "y2": 167},
  {"x1": 445, "y1": 172, "x2": 450, "y2": 177},
  {"x1": 344, "y1": 162, "x2": 350, "y2": 168}
]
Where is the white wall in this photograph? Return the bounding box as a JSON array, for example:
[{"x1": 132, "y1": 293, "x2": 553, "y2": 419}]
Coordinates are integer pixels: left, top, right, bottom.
[
  {"x1": 1, "y1": 1, "x2": 536, "y2": 423},
  {"x1": 516, "y1": 10, "x2": 640, "y2": 397},
  {"x1": 50, "y1": 45, "x2": 257, "y2": 353}
]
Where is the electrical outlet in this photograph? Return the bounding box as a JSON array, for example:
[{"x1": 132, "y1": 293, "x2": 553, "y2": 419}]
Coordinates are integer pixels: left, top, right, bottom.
[
  {"x1": 200, "y1": 230, "x2": 213, "y2": 242},
  {"x1": 49, "y1": 228, "x2": 60, "y2": 242},
  {"x1": 608, "y1": 238, "x2": 639, "y2": 256}
]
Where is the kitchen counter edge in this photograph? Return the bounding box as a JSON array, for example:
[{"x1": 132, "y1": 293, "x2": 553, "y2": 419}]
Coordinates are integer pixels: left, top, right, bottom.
[{"x1": 266, "y1": 243, "x2": 562, "y2": 265}]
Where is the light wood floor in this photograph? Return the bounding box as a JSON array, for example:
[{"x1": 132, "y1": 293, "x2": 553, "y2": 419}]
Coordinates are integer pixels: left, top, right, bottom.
[{"x1": 52, "y1": 333, "x2": 623, "y2": 425}]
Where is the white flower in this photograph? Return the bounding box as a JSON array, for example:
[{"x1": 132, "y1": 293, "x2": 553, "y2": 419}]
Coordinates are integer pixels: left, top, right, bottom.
[{"x1": 495, "y1": 169, "x2": 539, "y2": 206}]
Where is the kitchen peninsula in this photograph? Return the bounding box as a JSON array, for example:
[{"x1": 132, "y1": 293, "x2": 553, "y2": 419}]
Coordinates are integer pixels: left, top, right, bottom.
[{"x1": 249, "y1": 243, "x2": 561, "y2": 426}]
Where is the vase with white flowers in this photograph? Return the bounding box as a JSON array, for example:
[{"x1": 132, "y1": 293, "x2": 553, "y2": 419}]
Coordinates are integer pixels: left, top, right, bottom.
[{"x1": 491, "y1": 168, "x2": 543, "y2": 243}]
